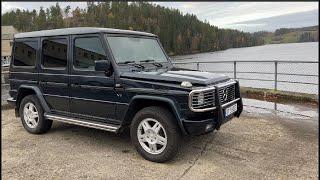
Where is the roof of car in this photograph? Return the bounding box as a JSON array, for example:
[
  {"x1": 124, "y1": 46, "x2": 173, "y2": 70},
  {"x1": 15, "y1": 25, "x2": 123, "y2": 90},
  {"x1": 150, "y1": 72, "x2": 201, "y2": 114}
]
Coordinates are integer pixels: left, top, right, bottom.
[{"x1": 14, "y1": 27, "x2": 157, "y2": 38}]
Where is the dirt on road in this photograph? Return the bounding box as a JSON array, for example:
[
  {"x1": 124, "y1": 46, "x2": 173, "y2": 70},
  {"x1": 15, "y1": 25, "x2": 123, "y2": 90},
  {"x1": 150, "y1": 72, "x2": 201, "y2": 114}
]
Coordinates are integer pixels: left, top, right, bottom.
[{"x1": 1, "y1": 108, "x2": 318, "y2": 180}]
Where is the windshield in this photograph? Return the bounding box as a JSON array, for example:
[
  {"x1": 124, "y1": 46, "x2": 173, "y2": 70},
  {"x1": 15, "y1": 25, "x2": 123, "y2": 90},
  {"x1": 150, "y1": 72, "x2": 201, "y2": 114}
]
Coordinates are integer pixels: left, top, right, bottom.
[{"x1": 106, "y1": 36, "x2": 168, "y2": 64}]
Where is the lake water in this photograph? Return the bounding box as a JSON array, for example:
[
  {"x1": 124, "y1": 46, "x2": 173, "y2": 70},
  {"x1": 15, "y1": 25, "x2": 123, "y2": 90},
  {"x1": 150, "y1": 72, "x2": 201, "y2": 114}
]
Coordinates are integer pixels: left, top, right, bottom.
[{"x1": 172, "y1": 42, "x2": 319, "y2": 94}]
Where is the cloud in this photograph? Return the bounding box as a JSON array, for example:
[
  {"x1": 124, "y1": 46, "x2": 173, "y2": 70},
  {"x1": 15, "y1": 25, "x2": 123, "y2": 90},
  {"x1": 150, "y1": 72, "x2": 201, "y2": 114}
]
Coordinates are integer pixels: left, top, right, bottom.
[
  {"x1": 226, "y1": 10, "x2": 319, "y2": 32},
  {"x1": 153, "y1": 2, "x2": 318, "y2": 28},
  {"x1": 1, "y1": 2, "x2": 24, "y2": 13},
  {"x1": 1, "y1": 1, "x2": 318, "y2": 32},
  {"x1": 1, "y1": 1, "x2": 87, "y2": 14}
]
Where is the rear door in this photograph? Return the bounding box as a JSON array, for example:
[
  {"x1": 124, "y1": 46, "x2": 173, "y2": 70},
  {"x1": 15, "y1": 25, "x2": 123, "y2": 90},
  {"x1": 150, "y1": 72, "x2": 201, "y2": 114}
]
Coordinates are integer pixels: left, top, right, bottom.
[
  {"x1": 69, "y1": 33, "x2": 118, "y2": 123},
  {"x1": 9, "y1": 38, "x2": 39, "y2": 99},
  {"x1": 39, "y1": 36, "x2": 70, "y2": 115}
]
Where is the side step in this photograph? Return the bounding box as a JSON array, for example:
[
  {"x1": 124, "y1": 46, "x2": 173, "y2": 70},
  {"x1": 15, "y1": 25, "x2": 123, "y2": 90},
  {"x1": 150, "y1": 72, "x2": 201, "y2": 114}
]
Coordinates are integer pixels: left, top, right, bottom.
[{"x1": 44, "y1": 113, "x2": 120, "y2": 133}]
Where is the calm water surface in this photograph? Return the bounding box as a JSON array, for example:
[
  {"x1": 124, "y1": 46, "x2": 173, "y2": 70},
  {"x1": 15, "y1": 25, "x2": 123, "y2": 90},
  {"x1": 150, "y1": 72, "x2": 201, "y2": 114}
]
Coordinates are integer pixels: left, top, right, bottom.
[
  {"x1": 172, "y1": 42, "x2": 319, "y2": 94},
  {"x1": 173, "y1": 42, "x2": 318, "y2": 62}
]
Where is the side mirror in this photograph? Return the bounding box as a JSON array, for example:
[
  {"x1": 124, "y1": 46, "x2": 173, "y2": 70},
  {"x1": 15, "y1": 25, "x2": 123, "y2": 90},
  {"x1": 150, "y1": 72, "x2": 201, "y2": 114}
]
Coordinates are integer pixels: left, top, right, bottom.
[{"x1": 95, "y1": 60, "x2": 110, "y2": 72}]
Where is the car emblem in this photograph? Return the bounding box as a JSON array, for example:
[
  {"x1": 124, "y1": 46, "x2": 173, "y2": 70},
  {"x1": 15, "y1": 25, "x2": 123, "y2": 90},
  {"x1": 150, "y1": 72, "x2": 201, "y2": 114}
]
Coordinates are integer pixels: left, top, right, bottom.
[{"x1": 222, "y1": 88, "x2": 228, "y2": 101}]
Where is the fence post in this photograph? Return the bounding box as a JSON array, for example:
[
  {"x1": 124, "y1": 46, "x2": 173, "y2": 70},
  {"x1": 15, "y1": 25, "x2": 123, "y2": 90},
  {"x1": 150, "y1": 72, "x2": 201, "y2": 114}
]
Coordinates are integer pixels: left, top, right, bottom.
[
  {"x1": 234, "y1": 61, "x2": 237, "y2": 79},
  {"x1": 197, "y1": 62, "x2": 199, "y2": 71},
  {"x1": 274, "y1": 61, "x2": 278, "y2": 91}
]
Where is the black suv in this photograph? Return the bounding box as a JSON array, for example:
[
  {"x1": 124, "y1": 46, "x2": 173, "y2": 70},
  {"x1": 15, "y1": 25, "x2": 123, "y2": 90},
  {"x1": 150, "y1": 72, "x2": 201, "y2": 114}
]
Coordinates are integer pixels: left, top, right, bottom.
[{"x1": 7, "y1": 27, "x2": 243, "y2": 162}]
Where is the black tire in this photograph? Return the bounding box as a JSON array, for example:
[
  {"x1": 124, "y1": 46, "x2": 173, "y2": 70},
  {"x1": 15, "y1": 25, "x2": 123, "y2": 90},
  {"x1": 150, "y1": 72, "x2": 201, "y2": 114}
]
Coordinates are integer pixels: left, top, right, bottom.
[
  {"x1": 19, "y1": 95, "x2": 52, "y2": 134},
  {"x1": 130, "y1": 106, "x2": 181, "y2": 162}
]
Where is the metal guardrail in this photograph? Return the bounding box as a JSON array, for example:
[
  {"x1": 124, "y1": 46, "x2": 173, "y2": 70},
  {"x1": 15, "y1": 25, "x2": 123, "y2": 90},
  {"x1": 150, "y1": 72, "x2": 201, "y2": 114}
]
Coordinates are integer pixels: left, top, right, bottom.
[
  {"x1": 1, "y1": 57, "x2": 318, "y2": 92},
  {"x1": 173, "y1": 60, "x2": 319, "y2": 91}
]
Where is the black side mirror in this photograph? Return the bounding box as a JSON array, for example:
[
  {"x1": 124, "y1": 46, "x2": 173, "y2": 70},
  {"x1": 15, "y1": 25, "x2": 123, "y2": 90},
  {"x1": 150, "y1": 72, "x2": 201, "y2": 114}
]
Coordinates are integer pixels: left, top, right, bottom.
[{"x1": 95, "y1": 60, "x2": 110, "y2": 72}]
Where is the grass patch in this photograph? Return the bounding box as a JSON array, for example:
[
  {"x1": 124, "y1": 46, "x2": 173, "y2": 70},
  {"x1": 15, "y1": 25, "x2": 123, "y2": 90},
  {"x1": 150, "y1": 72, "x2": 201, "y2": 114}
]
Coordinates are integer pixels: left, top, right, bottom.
[{"x1": 240, "y1": 87, "x2": 318, "y2": 106}]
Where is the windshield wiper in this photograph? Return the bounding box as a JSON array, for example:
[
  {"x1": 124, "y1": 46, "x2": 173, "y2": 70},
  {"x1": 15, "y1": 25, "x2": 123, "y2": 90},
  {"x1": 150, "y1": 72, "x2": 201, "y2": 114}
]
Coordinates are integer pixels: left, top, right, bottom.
[
  {"x1": 140, "y1": 59, "x2": 163, "y2": 67},
  {"x1": 118, "y1": 60, "x2": 145, "y2": 69}
]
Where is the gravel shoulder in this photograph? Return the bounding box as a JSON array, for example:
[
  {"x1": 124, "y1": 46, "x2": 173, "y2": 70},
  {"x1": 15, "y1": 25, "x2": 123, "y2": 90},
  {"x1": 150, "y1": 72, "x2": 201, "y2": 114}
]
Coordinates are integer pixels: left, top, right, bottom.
[{"x1": 1, "y1": 108, "x2": 318, "y2": 179}]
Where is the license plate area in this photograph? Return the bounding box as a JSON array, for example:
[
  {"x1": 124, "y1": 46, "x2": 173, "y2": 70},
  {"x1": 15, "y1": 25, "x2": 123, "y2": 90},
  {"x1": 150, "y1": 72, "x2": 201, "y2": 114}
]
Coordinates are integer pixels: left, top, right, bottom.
[{"x1": 224, "y1": 103, "x2": 237, "y2": 117}]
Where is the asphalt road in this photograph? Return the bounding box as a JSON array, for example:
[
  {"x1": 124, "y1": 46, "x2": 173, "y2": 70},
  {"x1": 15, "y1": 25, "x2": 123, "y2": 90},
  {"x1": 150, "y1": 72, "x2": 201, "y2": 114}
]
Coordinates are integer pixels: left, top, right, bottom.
[{"x1": 1, "y1": 108, "x2": 318, "y2": 179}]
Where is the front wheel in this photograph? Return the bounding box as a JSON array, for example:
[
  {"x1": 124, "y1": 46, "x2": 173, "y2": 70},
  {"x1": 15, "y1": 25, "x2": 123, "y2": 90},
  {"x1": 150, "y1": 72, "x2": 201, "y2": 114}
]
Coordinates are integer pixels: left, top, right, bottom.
[{"x1": 130, "y1": 106, "x2": 181, "y2": 162}]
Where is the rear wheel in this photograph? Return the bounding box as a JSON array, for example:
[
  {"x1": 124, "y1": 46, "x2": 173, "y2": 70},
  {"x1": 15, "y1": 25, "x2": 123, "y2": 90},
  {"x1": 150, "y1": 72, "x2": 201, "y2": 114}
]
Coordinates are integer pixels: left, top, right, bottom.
[
  {"x1": 130, "y1": 106, "x2": 181, "y2": 162},
  {"x1": 19, "y1": 95, "x2": 52, "y2": 134}
]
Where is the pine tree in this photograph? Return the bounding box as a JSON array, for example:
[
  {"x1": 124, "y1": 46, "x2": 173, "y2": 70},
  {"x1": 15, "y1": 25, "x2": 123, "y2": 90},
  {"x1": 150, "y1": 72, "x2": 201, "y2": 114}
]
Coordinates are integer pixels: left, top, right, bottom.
[{"x1": 2, "y1": 2, "x2": 265, "y2": 55}]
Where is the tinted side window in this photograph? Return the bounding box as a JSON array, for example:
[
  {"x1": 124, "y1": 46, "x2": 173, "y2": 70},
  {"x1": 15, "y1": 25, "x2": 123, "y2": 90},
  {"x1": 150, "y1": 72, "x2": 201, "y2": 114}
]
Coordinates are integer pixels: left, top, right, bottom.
[
  {"x1": 74, "y1": 37, "x2": 106, "y2": 70},
  {"x1": 13, "y1": 41, "x2": 38, "y2": 66},
  {"x1": 42, "y1": 38, "x2": 67, "y2": 68}
]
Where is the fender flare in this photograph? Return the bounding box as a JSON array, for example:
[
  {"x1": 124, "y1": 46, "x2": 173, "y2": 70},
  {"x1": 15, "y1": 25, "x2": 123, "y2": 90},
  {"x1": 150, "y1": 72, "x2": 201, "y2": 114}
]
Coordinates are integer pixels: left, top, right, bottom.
[
  {"x1": 127, "y1": 95, "x2": 187, "y2": 134},
  {"x1": 17, "y1": 85, "x2": 50, "y2": 112}
]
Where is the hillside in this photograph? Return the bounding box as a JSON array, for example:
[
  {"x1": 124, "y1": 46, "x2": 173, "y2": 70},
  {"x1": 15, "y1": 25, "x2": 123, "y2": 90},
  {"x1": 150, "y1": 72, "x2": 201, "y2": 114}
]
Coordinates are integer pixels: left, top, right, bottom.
[
  {"x1": 1, "y1": 2, "x2": 263, "y2": 56},
  {"x1": 252, "y1": 26, "x2": 318, "y2": 44}
]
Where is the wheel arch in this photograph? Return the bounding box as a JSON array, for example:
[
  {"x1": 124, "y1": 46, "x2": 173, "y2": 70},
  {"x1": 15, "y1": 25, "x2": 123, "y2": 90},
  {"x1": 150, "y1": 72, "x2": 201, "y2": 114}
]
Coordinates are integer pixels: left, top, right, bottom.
[
  {"x1": 16, "y1": 85, "x2": 50, "y2": 115},
  {"x1": 122, "y1": 95, "x2": 187, "y2": 134}
]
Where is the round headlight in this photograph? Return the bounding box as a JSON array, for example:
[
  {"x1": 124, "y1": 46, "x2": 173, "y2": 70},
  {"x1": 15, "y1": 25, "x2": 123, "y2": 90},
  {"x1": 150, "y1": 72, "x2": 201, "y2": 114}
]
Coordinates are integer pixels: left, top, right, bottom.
[{"x1": 198, "y1": 92, "x2": 204, "y2": 105}]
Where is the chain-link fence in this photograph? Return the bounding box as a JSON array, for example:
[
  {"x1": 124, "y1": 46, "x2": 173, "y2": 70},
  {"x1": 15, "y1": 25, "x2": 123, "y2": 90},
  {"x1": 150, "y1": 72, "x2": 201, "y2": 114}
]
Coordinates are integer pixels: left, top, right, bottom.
[{"x1": 173, "y1": 60, "x2": 319, "y2": 95}]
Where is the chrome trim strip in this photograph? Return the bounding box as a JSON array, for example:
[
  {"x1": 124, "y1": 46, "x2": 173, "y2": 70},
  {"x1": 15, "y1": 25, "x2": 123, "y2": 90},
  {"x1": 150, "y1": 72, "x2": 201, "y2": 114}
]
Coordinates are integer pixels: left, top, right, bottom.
[
  {"x1": 45, "y1": 82, "x2": 68, "y2": 86},
  {"x1": 42, "y1": 94, "x2": 129, "y2": 105},
  {"x1": 43, "y1": 94, "x2": 69, "y2": 98},
  {"x1": 71, "y1": 96, "x2": 117, "y2": 104},
  {"x1": 8, "y1": 79, "x2": 37, "y2": 83},
  {"x1": 221, "y1": 98, "x2": 240, "y2": 108},
  {"x1": 44, "y1": 114, "x2": 119, "y2": 132},
  {"x1": 72, "y1": 84, "x2": 114, "y2": 90}
]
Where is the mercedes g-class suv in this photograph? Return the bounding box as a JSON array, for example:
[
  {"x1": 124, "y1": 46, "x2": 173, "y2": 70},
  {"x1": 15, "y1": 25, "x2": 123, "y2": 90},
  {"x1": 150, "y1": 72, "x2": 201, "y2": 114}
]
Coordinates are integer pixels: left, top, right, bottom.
[{"x1": 7, "y1": 27, "x2": 243, "y2": 162}]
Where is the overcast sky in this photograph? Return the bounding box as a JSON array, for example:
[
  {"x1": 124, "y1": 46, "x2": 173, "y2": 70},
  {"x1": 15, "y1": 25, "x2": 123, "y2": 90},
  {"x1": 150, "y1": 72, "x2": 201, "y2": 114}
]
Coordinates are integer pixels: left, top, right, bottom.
[{"x1": 1, "y1": 1, "x2": 318, "y2": 32}]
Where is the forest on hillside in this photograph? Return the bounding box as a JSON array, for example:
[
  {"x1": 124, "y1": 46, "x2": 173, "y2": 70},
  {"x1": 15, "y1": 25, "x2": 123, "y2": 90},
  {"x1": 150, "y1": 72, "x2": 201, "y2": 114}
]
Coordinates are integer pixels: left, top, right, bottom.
[{"x1": 2, "y1": 2, "x2": 264, "y2": 56}]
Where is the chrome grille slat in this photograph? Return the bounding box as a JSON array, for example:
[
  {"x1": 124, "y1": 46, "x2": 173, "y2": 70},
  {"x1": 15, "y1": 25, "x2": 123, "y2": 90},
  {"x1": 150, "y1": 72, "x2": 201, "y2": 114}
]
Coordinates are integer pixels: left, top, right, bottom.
[
  {"x1": 193, "y1": 101, "x2": 214, "y2": 106},
  {"x1": 193, "y1": 102, "x2": 215, "y2": 107},
  {"x1": 189, "y1": 88, "x2": 215, "y2": 111},
  {"x1": 218, "y1": 84, "x2": 236, "y2": 104},
  {"x1": 192, "y1": 97, "x2": 214, "y2": 101}
]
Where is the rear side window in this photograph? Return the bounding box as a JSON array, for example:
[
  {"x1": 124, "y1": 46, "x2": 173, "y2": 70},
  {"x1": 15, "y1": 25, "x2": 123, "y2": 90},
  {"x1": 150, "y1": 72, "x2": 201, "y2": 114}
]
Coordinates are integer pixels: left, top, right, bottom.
[
  {"x1": 13, "y1": 41, "x2": 38, "y2": 67},
  {"x1": 74, "y1": 37, "x2": 106, "y2": 70},
  {"x1": 42, "y1": 38, "x2": 68, "y2": 68}
]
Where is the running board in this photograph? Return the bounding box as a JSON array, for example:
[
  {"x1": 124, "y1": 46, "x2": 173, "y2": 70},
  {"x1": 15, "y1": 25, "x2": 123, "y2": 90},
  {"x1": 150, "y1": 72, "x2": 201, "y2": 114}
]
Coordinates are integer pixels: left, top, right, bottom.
[{"x1": 44, "y1": 113, "x2": 120, "y2": 133}]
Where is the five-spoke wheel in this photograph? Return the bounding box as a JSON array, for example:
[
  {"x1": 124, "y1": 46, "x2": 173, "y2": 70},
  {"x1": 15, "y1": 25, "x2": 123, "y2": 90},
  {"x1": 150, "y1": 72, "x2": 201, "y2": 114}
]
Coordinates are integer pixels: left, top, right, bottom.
[
  {"x1": 131, "y1": 106, "x2": 181, "y2": 162},
  {"x1": 23, "y1": 102, "x2": 39, "y2": 128},
  {"x1": 137, "y1": 118, "x2": 167, "y2": 155},
  {"x1": 19, "y1": 95, "x2": 52, "y2": 134}
]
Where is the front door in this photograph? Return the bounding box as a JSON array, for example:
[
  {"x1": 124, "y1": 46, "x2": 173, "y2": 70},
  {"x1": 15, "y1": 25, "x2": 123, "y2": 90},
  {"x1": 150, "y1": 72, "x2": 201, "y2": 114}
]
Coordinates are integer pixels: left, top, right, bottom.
[{"x1": 69, "y1": 34, "x2": 118, "y2": 123}]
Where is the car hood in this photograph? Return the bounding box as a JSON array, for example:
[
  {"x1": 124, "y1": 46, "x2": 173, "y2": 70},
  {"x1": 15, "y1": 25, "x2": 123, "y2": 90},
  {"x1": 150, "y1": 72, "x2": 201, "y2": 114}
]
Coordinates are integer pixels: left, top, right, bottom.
[{"x1": 120, "y1": 69, "x2": 230, "y2": 86}]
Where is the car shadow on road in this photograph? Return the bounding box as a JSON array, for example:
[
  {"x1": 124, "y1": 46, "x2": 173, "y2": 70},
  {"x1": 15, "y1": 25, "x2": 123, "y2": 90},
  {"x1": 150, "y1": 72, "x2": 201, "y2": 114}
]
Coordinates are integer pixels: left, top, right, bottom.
[{"x1": 47, "y1": 121, "x2": 217, "y2": 163}]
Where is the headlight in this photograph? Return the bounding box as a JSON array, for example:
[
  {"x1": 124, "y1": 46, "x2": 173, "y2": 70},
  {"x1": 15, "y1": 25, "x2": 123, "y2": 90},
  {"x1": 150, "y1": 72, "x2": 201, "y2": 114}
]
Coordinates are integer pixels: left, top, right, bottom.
[{"x1": 197, "y1": 92, "x2": 204, "y2": 105}]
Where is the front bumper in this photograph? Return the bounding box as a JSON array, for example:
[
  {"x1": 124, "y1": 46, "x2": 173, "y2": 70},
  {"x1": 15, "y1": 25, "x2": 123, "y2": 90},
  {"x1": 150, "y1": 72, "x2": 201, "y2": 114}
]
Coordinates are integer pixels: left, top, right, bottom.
[
  {"x1": 183, "y1": 98, "x2": 242, "y2": 135},
  {"x1": 182, "y1": 80, "x2": 243, "y2": 135}
]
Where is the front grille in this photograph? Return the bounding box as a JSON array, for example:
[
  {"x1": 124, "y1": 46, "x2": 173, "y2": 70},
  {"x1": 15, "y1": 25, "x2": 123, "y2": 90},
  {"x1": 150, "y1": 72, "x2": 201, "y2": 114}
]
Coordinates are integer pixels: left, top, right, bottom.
[
  {"x1": 218, "y1": 84, "x2": 236, "y2": 104},
  {"x1": 190, "y1": 88, "x2": 215, "y2": 111}
]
